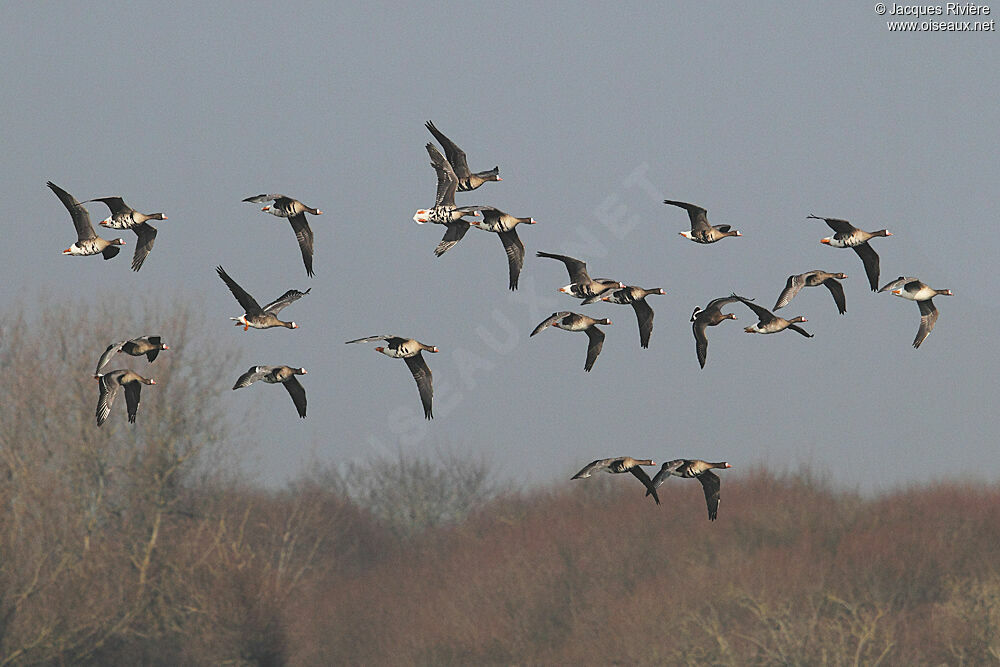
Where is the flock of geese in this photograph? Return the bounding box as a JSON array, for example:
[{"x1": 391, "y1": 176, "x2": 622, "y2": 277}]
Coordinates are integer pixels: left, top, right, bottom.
[{"x1": 48, "y1": 121, "x2": 952, "y2": 521}]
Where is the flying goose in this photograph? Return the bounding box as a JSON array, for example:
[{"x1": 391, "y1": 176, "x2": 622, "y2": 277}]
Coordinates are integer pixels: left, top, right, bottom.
[
  {"x1": 773, "y1": 271, "x2": 848, "y2": 315},
  {"x1": 732, "y1": 295, "x2": 813, "y2": 337},
  {"x1": 345, "y1": 336, "x2": 437, "y2": 419},
  {"x1": 84, "y1": 195, "x2": 167, "y2": 229},
  {"x1": 808, "y1": 215, "x2": 891, "y2": 291},
  {"x1": 424, "y1": 120, "x2": 501, "y2": 192},
  {"x1": 95, "y1": 336, "x2": 170, "y2": 375},
  {"x1": 48, "y1": 181, "x2": 125, "y2": 260},
  {"x1": 95, "y1": 370, "x2": 156, "y2": 426},
  {"x1": 216, "y1": 266, "x2": 310, "y2": 330},
  {"x1": 600, "y1": 286, "x2": 666, "y2": 348},
  {"x1": 690, "y1": 295, "x2": 746, "y2": 369},
  {"x1": 412, "y1": 143, "x2": 483, "y2": 256},
  {"x1": 664, "y1": 200, "x2": 741, "y2": 244},
  {"x1": 467, "y1": 206, "x2": 536, "y2": 290},
  {"x1": 536, "y1": 251, "x2": 624, "y2": 303},
  {"x1": 530, "y1": 312, "x2": 611, "y2": 372},
  {"x1": 232, "y1": 365, "x2": 308, "y2": 418},
  {"x1": 880, "y1": 276, "x2": 953, "y2": 348},
  {"x1": 243, "y1": 194, "x2": 321, "y2": 277},
  {"x1": 648, "y1": 459, "x2": 731, "y2": 521},
  {"x1": 571, "y1": 457, "x2": 660, "y2": 504},
  {"x1": 84, "y1": 196, "x2": 166, "y2": 271}
]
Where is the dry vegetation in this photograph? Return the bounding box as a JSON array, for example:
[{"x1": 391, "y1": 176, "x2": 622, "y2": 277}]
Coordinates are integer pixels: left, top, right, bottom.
[{"x1": 2, "y1": 301, "x2": 999, "y2": 665}]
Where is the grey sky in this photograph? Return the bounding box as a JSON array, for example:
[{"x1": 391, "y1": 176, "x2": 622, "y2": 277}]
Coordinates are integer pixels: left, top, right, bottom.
[{"x1": 5, "y1": 3, "x2": 997, "y2": 491}]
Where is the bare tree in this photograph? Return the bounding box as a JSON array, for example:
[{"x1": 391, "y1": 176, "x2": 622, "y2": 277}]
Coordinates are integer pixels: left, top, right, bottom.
[
  {"x1": 339, "y1": 447, "x2": 503, "y2": 536},
  {"x1": 0, "y1": 296, "x2": 243, "y2": 663}
]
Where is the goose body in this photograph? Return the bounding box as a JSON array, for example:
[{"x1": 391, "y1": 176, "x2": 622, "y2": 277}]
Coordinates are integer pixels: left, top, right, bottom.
[
  {"x1": 601, "y1": 286, "x2": 666, "y2": 348},
  {"x1": 530, "y1": 311, "x2": 611, "y2": 372},
  {"x1": 732, "y1": 295, "x2": 813, "y2": 337},
  {"x1": 232, "y1": 365, "x2": 307, "y2": 418},
  {"x1": 243, "y1": 194, "x2": 321, "y2": 277},
  {"x1": 413, "y1": 143, "x2": 483, "y2": 256},
  {"x1": 774, "y1": 270, "x2": 848, "y2": 315},
  {"x1": 425, "y1": 120, "x2": 501, "y2": 192},
  {"x1": 808, "y1": 215, "x2": 891, "y2": 291},
  {"x1": 84, "y1": 196, "x2": 165, "y2": 271},
  {"x1": 216, "y1": 266, "x2": 309, "y2": 330},
  {"x1": 48, "y1": 181, "x2": 125, "y2": 260},
  {"x1": 690, "y1": 295, "x2": 745, "y2": 368},
  {"x1": 536, "y1": 251, "x2": 624, "y2": 303},
  {"x1": 648, "y1": 459, "x2": 731, "y2": 520},
  {"x1": 881, "y1": 276, "x2": 952, "y2": 348},
  {"x1": 95, "y1": 336, "x2": 169, "y2": 375},
  {"x1": 468, "y1": 206, "x2": 536, "y2": 290},
  {"x1": 346, "y1": 336, "x2": 437, "y2": 419},
  {"x1": 95, "y1": 370, "x2": 156, "y2": 426},
  {"x1": 85, "y1": 196, "x2": 166, "y2": 229},
  {"x1": 571, "y1": 456, "x2": 660, "y2": 504},
  {"x1": 664, "y1": 200, "x2": 741, "y2": 244}
]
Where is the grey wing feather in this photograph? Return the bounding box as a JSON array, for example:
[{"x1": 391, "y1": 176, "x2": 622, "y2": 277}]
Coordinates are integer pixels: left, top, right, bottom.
[
  {"x1": 96, "y1": 371, "x2": 124, "y2": 426},
  {"x1": 571, "y1": 458, "x2": 612, "y2": 479},
  {"x1": 288, "y1": 213, "x2": 315, "y2": 277},
  {"x1": 232, "y1": 365, "x2": 273, "y2": 389},
  {"x1": 535, "y1": 251, "x2": 590, "y2": 283},
  {"x1": 216, "y1": 266, "x2": 263, "y2": 314},
  {"x1": 808, "y1": 215, "x2": 855, "y2": 234},
  {"x1": 48, "y1": 181, "x2": 96, "y2": 241},
  {"x1": 584, "y1": 327, "x2": 605, "y2": 372},
  {"x1": 773, "y1": 274, "x2": 805, "y2": 311},
  {"x1": 787, "y1": 324, "x2": 814, "y2": 338},
  {"x1": 699, "y1": 471, "x2": 722, "y2": 520},
  {"x1": 262, "y1": 288, "x2": 310, "y2": 315},
  {"x1": 629, "y1": 466, "x2": 659, "y2": 504},
  {"x1": 345, "y1": 335, "x2": 396, "y2": 345},
  {"x1": 878, "y1": 276, "x2": 917, "y2": 293},
  {"x1": 631, "y1": 299, "x2": 654, "y2": 349},
  {"x1": 476, "y1": 206, "x2": 502, "y2": 225},
  {"x1": 426, "y1": 143, "x2": 458, "y2": 208},
  {"x1": 824, "y1": 218, "x2": 855, "y2": 234},
  {"x1": 130, "y1": 222, "x2": 157, "y2": 271},
  {"x1": 498, "y1": 229, "x2": 524, "y2": 290},
  {"x1": 95, "y1": 340, "x2": 127, "y2": 375},
  {"x1": 434, "y1": 221, "x2": 470, "y2": 257},
  {"x1": 852, "y1": 242, "x2": 881, "y2": 291},
  {"x1": 705, "y1": 295, "x2": 745, "y2": 311},
  {"x1": 283, "y1": 376, "x2": 307, "y2": 418},
  {"x1": 649, "y1": 459, "x2": 684, "y2": 491},
  {"x1": 530, "y1": 312, "x2": 570, "y2": 337},
  {"x1": 693, "y1": 320, "x2": 710, "y2": 369},
  {"x1": 425, "y1": 121, "x2": 471, "y2": 178},
  {"x1": 84, "y1": 196, "x2": 129, "y2": 215},
  {"x1": 914, "y1": 299, "x2": 938, "y2": 348},
  {"x1": 663, "y1": 200, "x2": 709, "y2": 232},
  {"x1": 123, "y1": 380, "x2": 142, "y2": 423},
  {"x1": 404, "y1": 353, "x2": 434, "y2": 419},
  {"x1": 823, "y1": 278, "x2": 847, "y2": 314},
  {"x1": 732, "y1": 294, "x2": 772, "y2": 321},
  {"x1": 242, "y1": 194, "x2": 282, "y2": 203}
]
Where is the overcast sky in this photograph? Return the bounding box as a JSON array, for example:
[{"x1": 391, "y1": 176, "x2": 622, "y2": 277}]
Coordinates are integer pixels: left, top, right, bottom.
[{"x1": 5, "y1": 3, "x2": 997, "y2": 492}]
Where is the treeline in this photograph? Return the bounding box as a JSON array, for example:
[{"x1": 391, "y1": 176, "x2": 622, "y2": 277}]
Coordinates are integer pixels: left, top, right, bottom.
[{"x1": 2, "y1": 302, "x2": 999, "y2": 665}]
